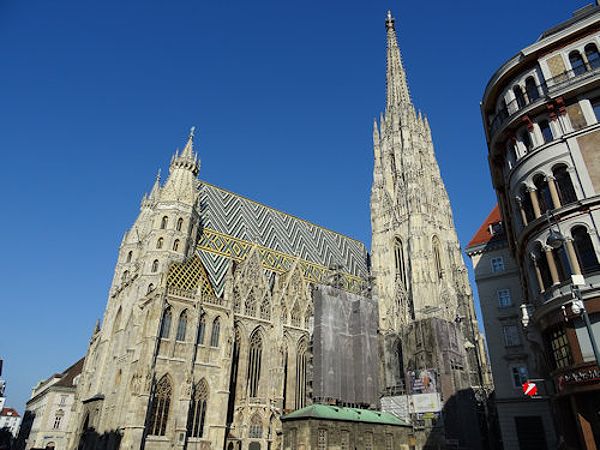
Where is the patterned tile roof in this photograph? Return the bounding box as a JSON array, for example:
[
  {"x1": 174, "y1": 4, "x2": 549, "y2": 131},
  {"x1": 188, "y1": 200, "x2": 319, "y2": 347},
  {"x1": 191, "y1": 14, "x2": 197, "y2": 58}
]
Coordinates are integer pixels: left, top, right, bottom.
[{"x1": 197, "y1": 182, "x2": 369, "y2": 295}]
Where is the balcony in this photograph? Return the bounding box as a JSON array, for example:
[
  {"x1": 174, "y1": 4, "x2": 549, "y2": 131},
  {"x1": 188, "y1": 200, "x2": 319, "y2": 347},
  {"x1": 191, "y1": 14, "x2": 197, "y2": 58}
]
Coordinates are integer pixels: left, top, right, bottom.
[{"x1": 488, "y1": 62, "x2": 600, "y2": 137}]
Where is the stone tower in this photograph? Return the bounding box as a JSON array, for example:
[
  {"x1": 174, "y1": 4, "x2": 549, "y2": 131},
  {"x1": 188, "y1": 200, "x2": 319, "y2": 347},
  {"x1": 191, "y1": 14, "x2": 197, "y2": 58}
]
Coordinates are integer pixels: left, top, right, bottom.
[{"x1": 371, "y1": 11, "x2": 487, "y2": 414}]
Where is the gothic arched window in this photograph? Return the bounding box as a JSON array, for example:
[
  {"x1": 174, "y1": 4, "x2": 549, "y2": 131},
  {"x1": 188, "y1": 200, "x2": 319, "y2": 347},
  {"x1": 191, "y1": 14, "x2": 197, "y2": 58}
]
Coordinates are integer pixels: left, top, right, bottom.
[
  {"x1": 148, "y1": 375, "x2": 172, "y2": 436},
  {"x1": 147, "y1": 283, "x2": 154, "y2": 294},
  {"x1": 290, "y1": 302, "x2": 301, "y2": 327},
  {"x1": 572, "y1": 226, "x2": 600, "y2": 274},
  {"x1": 432, "y1": 236, "x2": 443, "y2": 280},
  {"x1": 248, "y1": 413, "x2": 263, "y2": 439},
  {"x1": 176, "y1": 310, "x2": 188, "y2": 342},
  {"x1": 247, "y1": 330, "x2": 263, "y2": 398},
  {"x1": 161, "y1": 216, "x2": 169, "y2": 230},
  {"x1": 187, "y1": 379, "x2": 208, "y2": 438},
  {"x1": 260, "y1": 298, "x2": 271, "y2": 320},
  {"x1": 295, "y1": 339, "x2": 308, "y2": 409},
  {"x1": 112, "y1": 307, "x2": 122, "y2": 334},
  {"x1": 173, "y1": 239, "x2": 180, "y2": 251},
  {"x1": 121, "y1": 270, "x2": 129, "y2": 283},
  {"x1": 525, "y1": 76, "x2": 539, "y2": 102},
  {"x1": 126, "y1": 251, "x2": 133, "y2": 263},
  {"x1": 176, "y1": 218, "x2": 184, "y2": 232},
  {"x1": 394, "y1": 237, "x2": 406, "y2": 286},
  {"x1": 210, "y1": 317, "x2": 220, "y2": 347},
  {"x1": 245, "y1": 289, "x2": 257, "y2": 317},
  {"x1": 156, "y1": 238, "x2": 163, "y2": 249},
  {"x1": 160, "y1": 308, "x2": 172, "y2": 339},
  {"x1": 585, "y1": 43, "x2": 600, "y2": 69},
  {"x1": 553, "y1": 165, "x2": 577, "y2": 205},
  {"x1": 152, "y1": 259, "x2": 159, "y2": 272},
  {"x1": 197, "y1": 314, "x2": 206, "y2": 345}
]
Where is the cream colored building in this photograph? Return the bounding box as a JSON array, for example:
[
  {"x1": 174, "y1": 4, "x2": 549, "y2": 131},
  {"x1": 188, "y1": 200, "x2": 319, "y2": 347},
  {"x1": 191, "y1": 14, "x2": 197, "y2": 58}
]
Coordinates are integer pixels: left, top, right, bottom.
[
  {"x1": 466, "y1": 206, "x2": 556, "y2": 449},
  {"x1": 18, "y1": 359, "x2": 84, "y2": 450}
]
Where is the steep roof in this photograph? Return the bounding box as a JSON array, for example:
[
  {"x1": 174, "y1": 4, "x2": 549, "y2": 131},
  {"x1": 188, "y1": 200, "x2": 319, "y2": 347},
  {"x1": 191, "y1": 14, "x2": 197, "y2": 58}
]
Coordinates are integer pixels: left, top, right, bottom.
[
  {"x1": 281, "y1": 404, "x2": 410, "y2": 427},
  {"x1": 55, "y1": 357, "x2": 85, "y2": 388},
  {"x1": 466, "y1": 205, "x2": 504, "y2": 250},
  {"x1": 1, "y1": 408, "x2": 20, "y2": 418}
]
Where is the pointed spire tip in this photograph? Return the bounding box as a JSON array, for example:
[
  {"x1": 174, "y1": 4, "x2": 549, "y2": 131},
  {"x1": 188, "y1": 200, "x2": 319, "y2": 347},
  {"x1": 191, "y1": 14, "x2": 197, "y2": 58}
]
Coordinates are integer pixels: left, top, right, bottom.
[{"x1": 385, "y1": 10, "x2": 395, "y2": 30}]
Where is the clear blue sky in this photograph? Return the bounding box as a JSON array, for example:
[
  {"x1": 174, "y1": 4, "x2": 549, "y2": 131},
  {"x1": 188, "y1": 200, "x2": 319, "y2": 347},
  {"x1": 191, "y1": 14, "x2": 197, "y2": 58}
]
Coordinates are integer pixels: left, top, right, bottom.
[{"x1": 0, "y1": 0, "x2": 590, "y2": 412}]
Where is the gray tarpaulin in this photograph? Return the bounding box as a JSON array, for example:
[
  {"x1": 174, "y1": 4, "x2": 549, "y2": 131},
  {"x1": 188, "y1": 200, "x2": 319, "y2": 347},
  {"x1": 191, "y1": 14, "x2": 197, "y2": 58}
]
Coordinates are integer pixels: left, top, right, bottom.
[{"x1": 312, "y1": 285, "x2": 379, "y2": 407}]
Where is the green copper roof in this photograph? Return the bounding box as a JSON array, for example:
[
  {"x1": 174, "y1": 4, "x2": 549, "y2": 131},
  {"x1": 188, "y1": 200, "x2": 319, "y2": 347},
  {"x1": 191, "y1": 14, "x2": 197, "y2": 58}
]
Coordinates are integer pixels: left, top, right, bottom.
[{"x1": 282, "y1": 404, "x2": 410, "y2": 427}]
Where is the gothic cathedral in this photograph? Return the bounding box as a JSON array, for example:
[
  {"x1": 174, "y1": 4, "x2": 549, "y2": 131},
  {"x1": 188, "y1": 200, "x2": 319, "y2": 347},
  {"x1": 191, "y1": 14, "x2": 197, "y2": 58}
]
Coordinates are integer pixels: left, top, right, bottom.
[{"x1": 66, "y1": 11, "x2": 489, "y2": 450}]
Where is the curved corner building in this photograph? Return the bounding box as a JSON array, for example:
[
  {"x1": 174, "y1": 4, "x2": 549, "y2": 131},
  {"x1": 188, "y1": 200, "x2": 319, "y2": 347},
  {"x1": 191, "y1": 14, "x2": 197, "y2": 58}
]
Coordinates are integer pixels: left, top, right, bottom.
[{"x1": 481, "y1": 5, "x2": 600, "y2": 449}]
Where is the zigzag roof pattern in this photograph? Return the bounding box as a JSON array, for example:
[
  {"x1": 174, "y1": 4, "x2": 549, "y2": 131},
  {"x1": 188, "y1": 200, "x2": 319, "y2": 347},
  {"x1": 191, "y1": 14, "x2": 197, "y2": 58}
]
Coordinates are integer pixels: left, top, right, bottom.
[{"x1": 197, "y1": 182, "x2": 369, "y2": 295}]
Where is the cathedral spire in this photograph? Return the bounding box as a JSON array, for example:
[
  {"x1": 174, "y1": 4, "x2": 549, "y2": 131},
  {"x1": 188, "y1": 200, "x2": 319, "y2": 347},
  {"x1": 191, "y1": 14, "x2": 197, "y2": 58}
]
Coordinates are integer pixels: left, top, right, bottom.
[
  {"x1": 169, "y1": 126, "x2": 200, "y2": 176},
  {"x1": 385, "y1": 10, "x2": 411, "y2": 111},
  {"x1": 149, "y1": 169, "x2": 161, "y2": 200}
]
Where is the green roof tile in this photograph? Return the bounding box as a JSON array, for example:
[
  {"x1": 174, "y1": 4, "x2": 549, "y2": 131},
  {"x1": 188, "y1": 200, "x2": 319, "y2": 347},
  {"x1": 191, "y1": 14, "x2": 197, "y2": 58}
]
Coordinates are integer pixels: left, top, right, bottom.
[{"x1": 282, "y1": 404, "x2": 410, "y2": 427}]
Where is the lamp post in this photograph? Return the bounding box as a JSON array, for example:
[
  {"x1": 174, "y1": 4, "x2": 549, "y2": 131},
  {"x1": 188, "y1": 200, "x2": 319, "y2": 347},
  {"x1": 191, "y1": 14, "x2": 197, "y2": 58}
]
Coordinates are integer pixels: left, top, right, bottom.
[{"x1": 544, "y1": 220, "x2": 600, "y2": 365}]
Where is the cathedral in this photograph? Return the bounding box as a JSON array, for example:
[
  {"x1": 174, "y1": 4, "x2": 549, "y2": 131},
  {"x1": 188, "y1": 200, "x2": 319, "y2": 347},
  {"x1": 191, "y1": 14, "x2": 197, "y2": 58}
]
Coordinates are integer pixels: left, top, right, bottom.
[{"x1": 65, "y1": 12, "x2": 489, "y2": 450}]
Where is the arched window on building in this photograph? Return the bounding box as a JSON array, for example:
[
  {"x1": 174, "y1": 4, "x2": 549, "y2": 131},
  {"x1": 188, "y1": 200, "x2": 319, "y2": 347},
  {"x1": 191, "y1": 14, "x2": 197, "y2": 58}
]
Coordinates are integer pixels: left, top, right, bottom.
[
  {"x1": 520, "y1": 185, "x2": 535, "y2": 223},
  {"x1": 432, "y1": 236, "x2": 443, "y2": 279},
  {"x1": 394, "y1": 237, "x2": 407, "y2": 286},
  {"x1": 226, "y1": 328, "x2": 241, "y2": 427},
  {"x1": 248, "y1": 413, "x2": 263, "y2": 439},
  {"x1": 282, "y1": 344, "x2": 289, "y2": 409},
  {"x1": 533, "y1": 174, "x2": 551, "y2": 214},
  {"x1": 173, "y1": 239, "x2": 180, "y2": 252},
  {"x1": 121, "y1": 270, "x2": 129, "y2": 283},
  {"x1": 176, "y1": 218, "x2": 184, "y2": 232},
  {"x1": 112, "y1": 307, "x2": 122, "y2": 334},
  {"x1": 147, "y1": 283, "x2": 154, "y2": 294},
  {"x1": 156, "y1": 238, "x2": 163, "y2": 249},
  {"x1": 187, "y1": 379, "x2": 208, "y2": 438},
  {"x1": 585, "y1": 43, "x2": 600, "y2": 70},
  {"x1": 247, "y1": 331, "x2": 263, "y2": 398},
  {"x1": 197, "y1": 314, "x2": 206, "y2": 345},
  {"x1": 160, "y1": 308, "x2": 172, "y2": 339},
  {"x1": 210, "y1": 317, "x2": 220, "y2": 347},
  {"x1": 569, "y1": 50, "x2": 587, "y2": 75},
  {"x1": 538, "y1": 120, "x2": 553, "y2": 143},
  {"x1": 525, "y1": 76, "x2": 540, "y2": 102},
  {"x1": 572, "y1": 226, "x2": 600, "y2": 274},
  {"x1": 148, "y1": 375, "x2": 172, "y2": 436},
  {"x1": 534, "y1": 244, "x2": 552, "y2": 291},
  {"x1": 152, "y1": 260, "x2": 159, "y2": 272},
  {"x1": 161, "y1": 216, "x2": 168, "y2": 230},
  {"x1": 295, "y1": 339, "x2": 308, "y2": 409},
  {"x1": 260, "y1": 298, "x2": 271, "y2": 321},
  {"x1": 126, "y1": 251, "x2": 133, "y2": 263},
  {"x1": 513, "y1": 85, "x2": 526, "y2": 108},
  {"x1": 520, "y1": 129, "x2": 533, "y2": 152},
  {"x1": 290, "y1": 302, "x2": 301, "y2": 327},
  {"x1": 395, "y1": 340, "x2": 405, "y2": 386},
  {"x1": 245, "y1": 289, "x2": 257, "y2": 317},
  {"x1": 553, "y1": 165, "x2": 577, "y2": 205},
  {"x1": 176, "y1": 310, "x2": 187, "y2": 341}
]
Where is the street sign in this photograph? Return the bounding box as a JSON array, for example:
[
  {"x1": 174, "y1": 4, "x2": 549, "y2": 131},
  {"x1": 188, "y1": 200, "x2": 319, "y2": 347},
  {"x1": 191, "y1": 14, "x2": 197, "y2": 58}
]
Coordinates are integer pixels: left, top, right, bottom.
[{"x1": 522, "y1": 381, "x2": 538, "y2": 397}]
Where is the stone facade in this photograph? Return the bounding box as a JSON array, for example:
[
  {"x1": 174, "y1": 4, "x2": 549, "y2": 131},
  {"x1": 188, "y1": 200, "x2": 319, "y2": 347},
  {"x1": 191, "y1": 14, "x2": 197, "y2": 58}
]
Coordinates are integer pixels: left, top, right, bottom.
[
  {"x1": 17, "y1": 359, "x2": 84, "y2": 450},
  {"x1": 64, "y1": 131, "x2": 372, "y2": 450},
  {"x1": 370, "y1": 12, "x2": 490, "y2": 446}
]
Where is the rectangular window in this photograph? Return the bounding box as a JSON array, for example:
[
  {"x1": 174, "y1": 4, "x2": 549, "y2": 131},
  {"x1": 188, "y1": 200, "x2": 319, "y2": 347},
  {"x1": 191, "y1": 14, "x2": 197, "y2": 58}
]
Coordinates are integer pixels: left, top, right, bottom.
[
  {"x1": 317, "y1": 429, "x2": 327, "y2": 450},
  {"x1": 511, "y1": 366, "x2": 529, "y2": 388},
  {"x1": 503, "y1": 324, "x2": 521, "y2": 347},
  {"x1": 491, "y1": 257, "x2": 505, "y2": 273},
  {"x1": 549, "y1": 327, "x2": 572, "y2": 369},
  {"x1": 497, "y1": 289, "x2": 512, "y2": 308},
  {"x1": 539, "y1": 120, "x2": 553, "y2": 143}
]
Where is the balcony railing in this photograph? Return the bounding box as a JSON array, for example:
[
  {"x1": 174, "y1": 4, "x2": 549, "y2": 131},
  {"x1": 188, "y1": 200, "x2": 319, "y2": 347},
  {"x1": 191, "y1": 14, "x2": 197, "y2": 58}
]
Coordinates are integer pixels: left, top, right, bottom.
[{"x1": 488, "y1": 62, "x2": 600, "y2": 136}]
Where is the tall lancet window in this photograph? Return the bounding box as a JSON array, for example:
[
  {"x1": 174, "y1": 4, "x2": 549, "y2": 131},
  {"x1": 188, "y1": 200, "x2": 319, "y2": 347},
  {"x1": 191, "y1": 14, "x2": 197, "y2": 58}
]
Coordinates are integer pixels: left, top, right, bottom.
[
  {"x1": 432, "y1": 236, "x2": 443, "y2": 279},
  {"x1": 176, "y1": 310, "x2": 187, "y2": 341},
  {"x1": 160, "y1": 307, "x2": 172, "y2": 339},
  {"x1": 394, "y1": 237, "x2": 406, "y2": 286},
  {"x1": 148, "y1": 375, "x2": 172, "y2": 436},
  {"x1": 247, "y1": 330, "x2": 263, "y2": 398},
  {"x1": 187, "y1": 379, "x2": 208, "y2": 438},
  {"x1": 295, "y1": 339, "x2": 308, "y2": 409}
]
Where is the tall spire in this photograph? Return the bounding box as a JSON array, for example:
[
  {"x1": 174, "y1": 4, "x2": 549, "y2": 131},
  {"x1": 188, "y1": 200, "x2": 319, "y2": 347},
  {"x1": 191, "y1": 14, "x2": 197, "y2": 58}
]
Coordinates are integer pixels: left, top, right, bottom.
[
  {"x1": 385, "y1": 10, "x2": 411, "y2": 111},
  {"x1": 169, "y1": 126, "x2": 199, "y2": 176}
]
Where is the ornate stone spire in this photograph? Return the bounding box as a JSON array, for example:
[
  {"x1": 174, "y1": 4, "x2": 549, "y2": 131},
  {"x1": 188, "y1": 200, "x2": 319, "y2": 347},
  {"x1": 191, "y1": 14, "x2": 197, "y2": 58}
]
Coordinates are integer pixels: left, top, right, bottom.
[
  {"x1": 162, "y1": 127, "x2": 201, "y2": 204},
  {"x1": 385, "y1": 10, "x2": 411, "y2": 111},
  {"x1": 170, "y1": 126, "x2": 199, "y2": 176}
]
